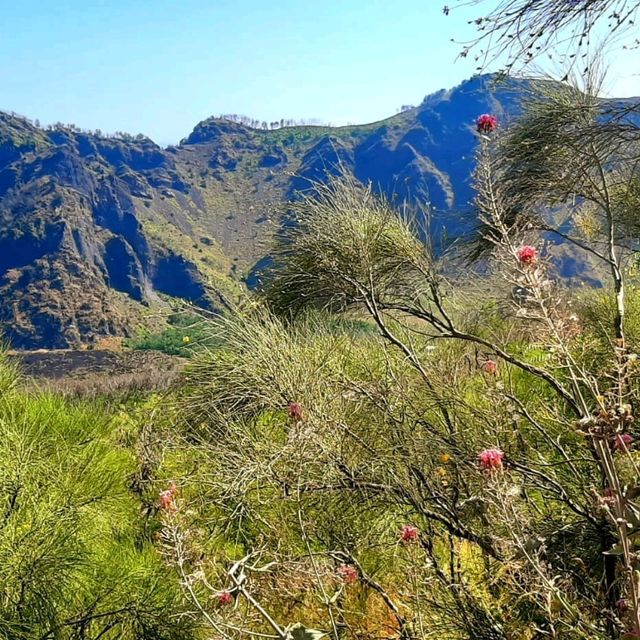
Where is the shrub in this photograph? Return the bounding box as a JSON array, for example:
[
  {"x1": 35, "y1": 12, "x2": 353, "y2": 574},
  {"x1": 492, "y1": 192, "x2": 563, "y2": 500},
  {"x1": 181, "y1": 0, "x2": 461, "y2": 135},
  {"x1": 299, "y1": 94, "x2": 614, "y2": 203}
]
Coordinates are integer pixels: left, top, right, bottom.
[
  {"x1": 126, "y1": 311, "x2": 221, "y2": 357},
  {"x1": 161, "y1": 153, "x2": 640, "y2": 637},
  {"x1": 0, "y1": 353, "x2": 195, "y2": 639}
]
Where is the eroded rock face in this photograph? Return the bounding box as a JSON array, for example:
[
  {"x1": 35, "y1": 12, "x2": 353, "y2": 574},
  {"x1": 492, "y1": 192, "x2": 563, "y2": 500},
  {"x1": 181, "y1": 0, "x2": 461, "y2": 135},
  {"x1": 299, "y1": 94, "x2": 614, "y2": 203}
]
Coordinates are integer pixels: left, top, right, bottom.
[
  {"x1": 290, "y1": 137, "x2": 354, "y2": 196},
  {"x1": 0, "y1": 248, "x2": 135, "y2": 349},
  {"x1": 103, "y1": 237, "x2": 146, "y2": 301},
  {"x1": 92, "y1": 177, "x2": 151, "y2": 264},
  {"x1": 0, "y1": 223, "x2": 65, "y2": 276},
  {"x1": 152, "y1": 253, "x2": 207, "y2": 303},
  {"x1": 0, "y1": 116, "x2": 219, "y2": 348}
]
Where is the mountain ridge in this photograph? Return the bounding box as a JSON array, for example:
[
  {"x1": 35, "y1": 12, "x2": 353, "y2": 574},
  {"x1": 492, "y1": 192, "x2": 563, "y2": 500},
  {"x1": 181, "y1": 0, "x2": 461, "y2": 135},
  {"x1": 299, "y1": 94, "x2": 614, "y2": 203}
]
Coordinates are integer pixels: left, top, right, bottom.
[{"x1": 0, "y1": 73, "x2": 595, "y2": 349}]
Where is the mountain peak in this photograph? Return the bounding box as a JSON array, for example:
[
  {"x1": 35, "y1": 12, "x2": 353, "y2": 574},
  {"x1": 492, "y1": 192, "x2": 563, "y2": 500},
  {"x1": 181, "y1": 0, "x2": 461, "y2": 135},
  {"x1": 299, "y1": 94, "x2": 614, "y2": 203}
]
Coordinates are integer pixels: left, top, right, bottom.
[{"x1": 183, "y1": 117, "x2": 253, "y2": 145}]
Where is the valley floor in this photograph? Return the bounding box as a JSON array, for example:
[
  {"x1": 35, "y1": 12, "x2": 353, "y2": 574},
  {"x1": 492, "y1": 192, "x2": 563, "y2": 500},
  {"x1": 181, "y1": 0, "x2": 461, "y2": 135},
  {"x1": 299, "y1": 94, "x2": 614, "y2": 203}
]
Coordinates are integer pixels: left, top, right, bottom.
[{"x1": 7, "y1": 348, "x2": 185, "y2": 395}]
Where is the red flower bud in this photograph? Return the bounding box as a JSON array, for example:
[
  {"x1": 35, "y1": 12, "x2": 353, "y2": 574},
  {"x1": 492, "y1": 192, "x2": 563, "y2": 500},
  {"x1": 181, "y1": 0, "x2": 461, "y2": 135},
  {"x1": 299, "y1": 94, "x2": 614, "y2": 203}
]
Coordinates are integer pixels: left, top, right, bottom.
[
  {"x1": 476, "y1": 113, "x2": 498, "y2": 133},
  {"x1": 516, "y1": 245, "x2": 538, "y2": 265},
  {"x1": 400, "y1": 524, "x2": 419, "y2": 543},
  {"x1": 482, "y1": 359, "x2": 498, "y2": 375},
  {"x1": 287, "y1": 401, "x2": 305, "y2": 422},
  {"x1": 617, "y1": 598, "x2": 629, "y2": 614},
  {"x1": 337, "y1": 563, "x2": 358, "y2": 584},
  {"x1": 158, "y1": 482, "x2": 179, "y2": 510},
  {"x1": 614, "y1": 433, "x2": 634, "y2": 451},
  {"x1": 478, "y1": 448, "x2": 504, "y2": 471}
]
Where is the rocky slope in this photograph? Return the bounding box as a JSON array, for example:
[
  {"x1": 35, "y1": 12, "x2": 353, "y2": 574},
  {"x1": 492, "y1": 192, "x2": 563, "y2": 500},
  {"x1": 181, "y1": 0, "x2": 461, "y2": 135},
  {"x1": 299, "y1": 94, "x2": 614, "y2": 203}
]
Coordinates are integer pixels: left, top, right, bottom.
[{"x1": 0, "y1": 74, "x2": 540, "y2": 348}]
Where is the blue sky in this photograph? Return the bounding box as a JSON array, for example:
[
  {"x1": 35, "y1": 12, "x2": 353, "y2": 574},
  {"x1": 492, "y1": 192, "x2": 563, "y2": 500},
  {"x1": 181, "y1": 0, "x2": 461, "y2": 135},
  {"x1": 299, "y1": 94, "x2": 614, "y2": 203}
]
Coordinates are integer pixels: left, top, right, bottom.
[{"x1": 2, "y1": 0, "x2": 639, "y2": 145}]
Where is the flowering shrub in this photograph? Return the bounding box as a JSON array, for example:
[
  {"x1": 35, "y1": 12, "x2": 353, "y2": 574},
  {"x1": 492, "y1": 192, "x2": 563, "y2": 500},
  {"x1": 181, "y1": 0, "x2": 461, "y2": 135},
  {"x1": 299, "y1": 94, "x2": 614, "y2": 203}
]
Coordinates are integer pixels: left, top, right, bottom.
[
  {"x1": 476, "y1": 113, "x2": 498, "y2": 133},
  {"x1": 169, "y1": 99, "x2": 640, "y2": 634},
  {"x1": 478, "y1": 448, "x2": 504, "y2": 471}
]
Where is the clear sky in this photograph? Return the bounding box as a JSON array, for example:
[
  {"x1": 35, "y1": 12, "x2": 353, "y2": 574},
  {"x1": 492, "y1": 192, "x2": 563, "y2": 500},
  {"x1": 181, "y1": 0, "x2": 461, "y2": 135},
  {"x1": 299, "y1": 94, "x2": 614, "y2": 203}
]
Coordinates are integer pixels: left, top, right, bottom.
[{"x1": 2, "y1": 0, "x2": 640, "y2": 145}]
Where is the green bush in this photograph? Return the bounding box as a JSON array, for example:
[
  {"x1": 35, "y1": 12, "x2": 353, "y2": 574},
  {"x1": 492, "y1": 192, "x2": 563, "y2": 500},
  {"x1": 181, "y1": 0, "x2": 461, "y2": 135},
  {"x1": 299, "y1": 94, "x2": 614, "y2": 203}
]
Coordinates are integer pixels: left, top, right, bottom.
[
  {"x1": 126, "y1": 312, "x2": 221, "y2": 357},
  {"x1": 0, "y1": 352, "x2": 195, "y2": 639}
]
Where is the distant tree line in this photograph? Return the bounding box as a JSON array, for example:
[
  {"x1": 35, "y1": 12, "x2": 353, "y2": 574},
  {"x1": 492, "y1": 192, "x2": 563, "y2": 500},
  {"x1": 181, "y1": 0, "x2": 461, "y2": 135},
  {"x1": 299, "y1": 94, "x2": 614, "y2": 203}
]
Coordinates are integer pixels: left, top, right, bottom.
[
  {"x1": 4, "y1": 111, "x2": 148, "y2": 142},
  {"x1": 218, "y1": 113, "x2": 334, "y2": 130},
  {"x1": 218, "y1": 107, "x2": 418, "y2": 129},
  {"x1": 46, "y1": 122, "x2": 148, "y2": 142}
]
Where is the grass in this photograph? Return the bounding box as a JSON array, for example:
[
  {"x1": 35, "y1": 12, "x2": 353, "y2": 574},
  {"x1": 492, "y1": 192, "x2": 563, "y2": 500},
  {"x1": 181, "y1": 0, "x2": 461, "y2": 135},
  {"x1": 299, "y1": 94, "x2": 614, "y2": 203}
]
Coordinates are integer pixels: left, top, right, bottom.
[{"x1": 125, "y1": 311, "x2": 222, "y2": 357}]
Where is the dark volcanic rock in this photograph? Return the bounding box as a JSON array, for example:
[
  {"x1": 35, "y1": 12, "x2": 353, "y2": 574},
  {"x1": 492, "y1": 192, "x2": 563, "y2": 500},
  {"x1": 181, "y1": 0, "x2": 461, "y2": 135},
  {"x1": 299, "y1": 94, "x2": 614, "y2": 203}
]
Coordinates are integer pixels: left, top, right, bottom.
[
  {"x1": 0, "y1": 223, "x2": 65, "y2": 276},
  {"x1": 103, "y1": 237, "x2": 146, "y2": 301},
  {"x1": 291, "y1": 136, "x2": 354, "y2": 195},
  {"x1": 153, "y1": 252, "x2": 207, "y2": 303},
  {"x1": 0, "y1": 115, "x2": 233, "y2": 347},
  {"x1": 183, "y1": 118, "x2": 251, "y2": 145}
]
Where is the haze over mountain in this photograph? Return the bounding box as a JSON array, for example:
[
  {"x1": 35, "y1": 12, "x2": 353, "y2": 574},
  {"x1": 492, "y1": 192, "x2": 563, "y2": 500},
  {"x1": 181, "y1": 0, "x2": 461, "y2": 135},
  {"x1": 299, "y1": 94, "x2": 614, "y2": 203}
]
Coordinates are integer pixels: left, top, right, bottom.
[{"x1": 0, "y1": 74, "x2": 610, "y2": 349}]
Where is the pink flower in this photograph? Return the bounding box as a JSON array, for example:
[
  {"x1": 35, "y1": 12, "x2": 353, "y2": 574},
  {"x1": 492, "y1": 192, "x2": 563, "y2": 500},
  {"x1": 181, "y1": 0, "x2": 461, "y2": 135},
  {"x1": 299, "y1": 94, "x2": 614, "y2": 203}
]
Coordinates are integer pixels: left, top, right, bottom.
[
  {"x1": 476, "y1": 113, "x2": 498, "y2": 134},
  {"x1": 614, "y1": 433, "x2": 634, "y2": 451},
  {"x1": 516, "y1": 245, "x2": 538, "y2": 265},
  {"x1": 482, "y1": 359, "x2": 498, "y2": 375},
  {"x1": 287, "y1": 401, "x2": 305, "y2": 422},
  {"x1": 478, "y1": 448, "x2": 504, "y2": 471},
  {"x1": 337, "y1": 563, "x2": 358, "y2": 584},
  {"x1": 158, "y1": 482, "x2": 178, "y2": 510},
  {"x1": 217, "y1": 591, "x2": 233, "y2": 606},
  {"x1": 158, "y1": 490, "x2": 174, "y2": 510},
  {"x1": 400, "y1": 524, "x2": 419, "y2": 543}
]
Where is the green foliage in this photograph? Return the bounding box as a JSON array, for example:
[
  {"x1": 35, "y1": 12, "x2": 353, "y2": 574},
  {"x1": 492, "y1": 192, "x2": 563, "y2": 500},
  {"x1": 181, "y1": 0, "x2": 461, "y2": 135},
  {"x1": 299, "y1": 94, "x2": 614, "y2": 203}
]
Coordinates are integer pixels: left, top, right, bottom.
[
  {"x1": 162, "y1": 173, "x2": 640, "y2": 638},
  {"x1": 287, "y1": 623, "x2": 327, "y2": 639},
  {"x1": 126, "y1": 312, "x2": 221, "y2": 357},
  {"x1": 264, "y1": 176, "x2": 433, "y2": 316},
  {"x1": 0, "y1": 354, "x2": 195, "y2": 640},
  {"x1": 169, "y1": 307, "x2": 588, "y2": 637},
  {"x1": 0, "y1": 346, "x2": 19, "y2": 396}
]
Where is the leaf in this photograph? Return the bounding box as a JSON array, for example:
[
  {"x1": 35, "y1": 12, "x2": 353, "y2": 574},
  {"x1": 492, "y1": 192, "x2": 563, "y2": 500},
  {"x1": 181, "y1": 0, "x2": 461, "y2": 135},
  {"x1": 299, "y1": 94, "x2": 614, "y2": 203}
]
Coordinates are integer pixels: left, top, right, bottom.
[
  {"x1": 286, "y1": 622, "x2": 328, "y2": 640},
  {"x1": 328, "y1": 587, "x2": 343, "y2": 604},
  {"x1": 604, "y1": 542, "x2": 624, "y2": 556}
]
